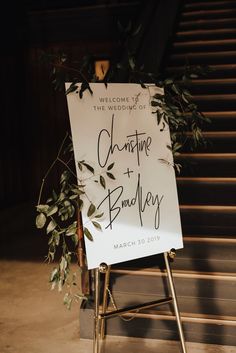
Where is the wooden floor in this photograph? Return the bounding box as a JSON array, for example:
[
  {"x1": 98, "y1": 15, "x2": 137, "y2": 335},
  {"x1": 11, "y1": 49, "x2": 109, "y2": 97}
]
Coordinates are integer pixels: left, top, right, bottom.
[
  {"x1": 0, "y1": 259, "x2": 235, "y2": 353},
  {"x1": 79, "y1": 336, "x2": 236, "y2": 353}
]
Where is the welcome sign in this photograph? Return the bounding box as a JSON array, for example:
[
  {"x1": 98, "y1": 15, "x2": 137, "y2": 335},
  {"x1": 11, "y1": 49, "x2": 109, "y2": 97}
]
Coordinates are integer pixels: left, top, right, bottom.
[{"x1": 66, "y1": 83, "x2": 183, "y2": 269}]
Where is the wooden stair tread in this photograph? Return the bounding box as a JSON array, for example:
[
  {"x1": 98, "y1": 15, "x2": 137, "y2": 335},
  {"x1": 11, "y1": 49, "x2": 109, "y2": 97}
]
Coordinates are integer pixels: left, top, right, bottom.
[
  {"x1": 183, "y1": 1, "x2": 236, "y2": 11},
  {"x1": 177, "y1": 177, "x2": 236, "y2": 182},
  {"x1": 176, "y1": 28, "x2": 236, "y2": 39},
  {"x1": 181, "y1": 8, "x2": 236, "y2": 19},
  {"x1": 179, "y1": 17, "x2": 236, "y2": 28},
  {"x1": 192, "y1": 93, "x2": 236, "y2": 100},
  {"x1": 193, "y1": 131, "x2": 236, "y2": 137},
  {"x1": 180, "y1": 205, "x2": 236, "y2": 212},
  {"x1": 170, "y1": 50, "x2": 236, "y2": 59},
  {"x1": 166, "y1": 64, "x2": 236, "y2": 75},
  {"x1": 186, "y1": 78, "x2": 236, "y2": 85},
  {"x1": 110, "y1": 267, "x2": 236, "y2": 280},
  {"x1": 203, "y1": 111, "x2": 236, "y2": 117},
  {"x1": 173, "y1": 38, "x2": 236, "y2": 48},
  {"x1": 183, "y1": 236, "x2": 236, "y2": 244},
  {"x1": 178, "y1": 152, "x2": 236, "y2": 158}
]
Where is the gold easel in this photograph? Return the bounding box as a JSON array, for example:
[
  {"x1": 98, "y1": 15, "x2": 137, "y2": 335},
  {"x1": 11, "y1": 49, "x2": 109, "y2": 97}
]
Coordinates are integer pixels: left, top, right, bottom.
[{"x1": 93, "y1": 250, "x2": 187, "y2": 353}]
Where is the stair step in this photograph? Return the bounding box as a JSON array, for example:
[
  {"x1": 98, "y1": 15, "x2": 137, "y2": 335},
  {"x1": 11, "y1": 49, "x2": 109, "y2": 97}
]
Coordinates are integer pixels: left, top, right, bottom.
[
  {"x1": 176, "y1": 28, "x2": 236, "y2": 40},
  {"x1": 165, "y1": 64, "x2": 236, "y2": 78},
  {"x1": 174, "y1": 244, "x2": 236, "y2": 273},
  {"x1": 173, "y1": 38, "x2": 236, "y2": 51},
  {"x1": 180, "y1": 204, "x2": 236, "y2": 233},
  {"x1": 201, "y1": 111, "x2": 236, "y2": 131},
  {"x1": 183, "y1": 1, "x2": 236, "y2": 11},
  {"x1": 183, "y1": 78, "x2": 236, "y2": 95},
  {"x1": 179, "y1": 17, "x2": 236, "y2": 30},
  {"x1": 182, "y1": 131, "x2": 236, "y2": 152},
  {"x1": 193, "y1": 94, "x2": 236, "y2": 101},
  {"x1": 181, "y1": 8, "x2": 236, "y2": 20},
  {"x1": 177, "y1": 177, "x2": 236, "y2": 205},
  {"x1": 106, "y1": 311, "x2": 236, "y2": 345},
  {"x1": 110, "y1": 268, "x2": 236, "y2": 300},
  {"x1": 108, "y1": 291, "x2": 236, "y2": 318},
  {"x1": 113, "y1": 236, "x2": 236, "y2": 273},
  {"x1": 177, "y1": 153, "x2": 236, "y2": 177},
  {"x1": 191, "y1": 93, "x2": 236, "y2": 110},
  {"x1": 184, "y1": 235, "x2": 236, "y2": 243},
  {"x1": 169, "y1": 51, "x2": 236, "y2": 65}
]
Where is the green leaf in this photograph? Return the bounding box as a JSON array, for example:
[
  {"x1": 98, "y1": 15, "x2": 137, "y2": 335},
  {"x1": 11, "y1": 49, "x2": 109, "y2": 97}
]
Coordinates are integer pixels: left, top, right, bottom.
[
  {"x1": 151, "y1": 101, "x2": 161, "y2": 107},
  {"x1": 72, "y1": 234, "x2": 78, "y2": 246},
  {"x1": 107, "y1": 162, "x2": 114, "y2": 171},
  {"x1": 190, "y1": 73, "x2": 198, "y2": 79},
  {"x1": 63, "y1": 293, "x2": 72, "y2": 310},
  {"x1": 47, "y1": 205, "x2": 58, "y2": 216},
  {"x1": 60, "y1": 256, "x2": 67, "y2": 272},
  {"x1": 175, "y1": 163, "x2": 182, "y2": 174},
  {"x1": 53, "y1": 231, "x2": 60, "y2": 246},
  {"x1": 79, "y1": 81, "x2": 93, "y2": 99},
  {"x1": 81, "y1": 162, "x2": 94, "y2": 174},
  {"x1": 92, "y1": 221, "x2": 102, "y2": 231},
  {"x1": 66, "y1": 83, "x2": 78, "y2": 95},
  {"x1": 106, "y1": 172, "x2": 115, "y2": 180},
  {"x1": 153, "y1": 93, "x2": 164, "y2": 100},
  {"x1": 95, "y1": 212, "x2": 104, "y2": 219},
  {"x1": 52, "y1": 190, "x2": 58, "y2": 202},
  {"x1": 78, "y1": 199, "x2": 84, "y2": 211},
  {"x1": 47, "y1": 219, "x2": 57, "y2": 234},
  {"x1": 36, "y1": 204, "x2": 49, "y2": 213},
  {"x1": 132, "y1": 23, "x2": 142, "y2": 36},
  {"x1": 128, "y1": 56, "x2": 135, "y2": 70},
  {"x1": 66, "y1": 222, "x2": 77, "y2": 236},
  {"x1": 36, "y1": 213, "x2": 46, "y2": 229},
  {"x1": 181, "y1": 93, "x2": 189, "y2": 104},
  {"x1": 60, "y1": 170, "x2": 69, "y2": 184},
  {"x1": 100, "y1": 175, "x2": 106, "y2": 189},
  {"x1": 50, "y1": 268, "x2": 59, "y2": 282},
  {"x1": 84, "y1": 227, "x2": 94, "y2": 241},
  {"x1": 140, "y1": 81, "x2": 146, "y2": 89},
  {"x1": 164, "y1": 78, "x2": 173, "y2": 85},
  {"x1": 87, "y1": 203, "x2": 96, "y2": 217},
  {"x1": 69, "y1": 194, "x2": 78, "y2": 200}
]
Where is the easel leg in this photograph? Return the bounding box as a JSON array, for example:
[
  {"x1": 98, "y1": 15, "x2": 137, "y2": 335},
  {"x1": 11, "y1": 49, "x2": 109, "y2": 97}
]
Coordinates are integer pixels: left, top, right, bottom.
[
  {"x1": 101, "y1": 265, "x2": 111, "y2": 339},
  {"x1": 93, "y1": 268, "x2": 100, "y2": 353},
  {"x1": 164, "y1": 252, "x2": 187, "y2": 353}
]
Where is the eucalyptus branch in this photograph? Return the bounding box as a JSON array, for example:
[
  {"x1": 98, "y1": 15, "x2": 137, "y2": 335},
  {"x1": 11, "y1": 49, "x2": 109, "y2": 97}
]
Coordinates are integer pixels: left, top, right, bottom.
[
  {"x1": 52, "y1": 62, "x2": 89, "y2": 85},
  {"x1": 57, "y1": 157, "x2": 77, "y2": 179},
  {"x1": 37, "y1": 132, "x2": 72, "y2": 205},
  {"x1": 37, "y1": 161, "x2": 57, "y2": 206}
]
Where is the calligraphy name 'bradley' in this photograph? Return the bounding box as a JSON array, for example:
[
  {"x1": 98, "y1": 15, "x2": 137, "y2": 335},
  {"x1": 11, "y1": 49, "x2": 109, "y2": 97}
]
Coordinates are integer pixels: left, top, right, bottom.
[
  {"x1": 97, "y1": 173, "x2": 164, "y2": 230},
  {"x1": 97, "y1": 114, "x2": 152, "y2": 167}
]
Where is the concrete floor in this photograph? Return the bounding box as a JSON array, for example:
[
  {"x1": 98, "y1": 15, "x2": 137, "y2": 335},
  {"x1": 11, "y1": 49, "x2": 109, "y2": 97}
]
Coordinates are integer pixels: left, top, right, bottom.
[{"x1": 0, "y1": 260, "x2": 236, "y2": 353}]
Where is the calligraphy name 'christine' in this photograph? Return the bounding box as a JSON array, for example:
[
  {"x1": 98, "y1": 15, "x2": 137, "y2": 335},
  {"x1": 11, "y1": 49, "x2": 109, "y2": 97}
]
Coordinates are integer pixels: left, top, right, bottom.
[
  {"x1": 97, "y1": 173, "x2": 164, "y2": 230},
  {"x1": 97, "y1": 114, "x2": 152, "y2": 167}
]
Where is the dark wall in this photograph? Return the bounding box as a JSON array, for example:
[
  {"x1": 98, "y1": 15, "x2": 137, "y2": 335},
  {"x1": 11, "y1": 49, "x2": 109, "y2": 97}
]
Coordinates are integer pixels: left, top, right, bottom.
[{"x1": 0, "y1": 0, "x2": 180, "y2": 208}]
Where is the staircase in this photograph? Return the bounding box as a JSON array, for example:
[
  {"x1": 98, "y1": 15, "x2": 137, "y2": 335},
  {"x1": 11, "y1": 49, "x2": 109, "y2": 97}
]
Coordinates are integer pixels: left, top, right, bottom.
[{"x1": 91, "y1": 0, "x2": 236, "y2": 346}]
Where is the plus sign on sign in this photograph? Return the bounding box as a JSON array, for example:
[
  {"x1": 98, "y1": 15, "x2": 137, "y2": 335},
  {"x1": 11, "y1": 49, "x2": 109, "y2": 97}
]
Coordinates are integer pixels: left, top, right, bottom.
[{"x1": 66, "y1": 83, "x2": 183, "y2": 269}]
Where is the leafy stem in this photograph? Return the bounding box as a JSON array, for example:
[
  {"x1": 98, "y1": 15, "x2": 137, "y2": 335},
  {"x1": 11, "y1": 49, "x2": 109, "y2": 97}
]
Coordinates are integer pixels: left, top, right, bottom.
[{"x1": 37, "y1": 132, "x2": 70, "y2": 205}]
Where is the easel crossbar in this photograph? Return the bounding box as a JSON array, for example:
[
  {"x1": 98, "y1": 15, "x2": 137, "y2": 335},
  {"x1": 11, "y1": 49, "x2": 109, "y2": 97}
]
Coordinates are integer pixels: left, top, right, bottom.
[{"x1": 99, "y1": 297, "x2": 173, "y2": 319}]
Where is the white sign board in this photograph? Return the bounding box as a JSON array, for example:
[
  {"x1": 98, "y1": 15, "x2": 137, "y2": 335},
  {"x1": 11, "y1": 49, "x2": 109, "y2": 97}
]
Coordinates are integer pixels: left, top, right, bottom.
[{"x1": 66, "y1": 83, "x2": 183, "y2": 269}]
